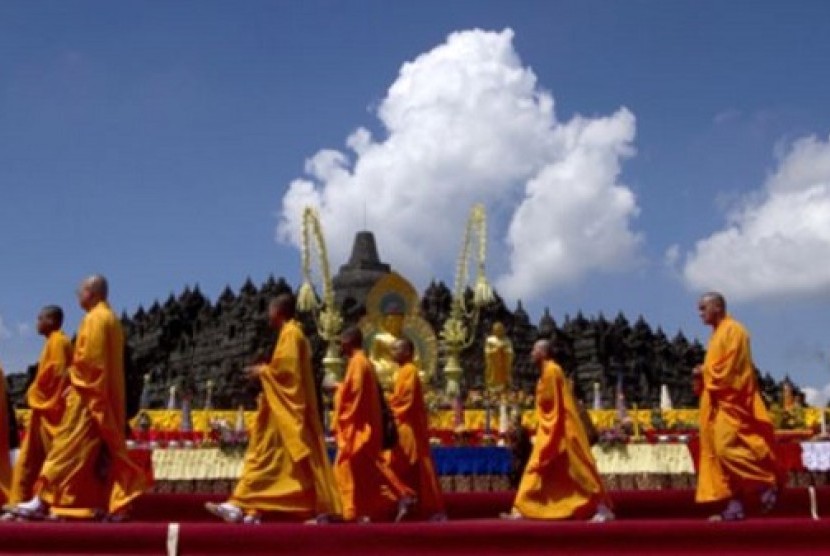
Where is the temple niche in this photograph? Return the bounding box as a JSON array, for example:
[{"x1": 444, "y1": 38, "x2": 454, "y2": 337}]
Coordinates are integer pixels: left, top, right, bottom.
[{"x1": 4, "y1": 231, "x2": 793, "y2": 412}]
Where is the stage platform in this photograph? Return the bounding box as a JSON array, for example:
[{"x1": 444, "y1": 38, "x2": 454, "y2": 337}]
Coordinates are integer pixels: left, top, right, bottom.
[{"x1": 1, "y1": 489, "x2": 830, "y2": 555}]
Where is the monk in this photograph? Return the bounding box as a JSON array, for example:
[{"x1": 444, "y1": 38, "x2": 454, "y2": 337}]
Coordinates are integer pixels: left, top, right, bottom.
[
  {"x1": 387, "y1": 338, "x2": 445, "y2": 521},
  {"x1": 694, "y1": 292, "x2": 782, "y2": 521},
  {"x1": 206, "y1": 294, "x2": 342, "y2": 524},
  {"x1": 6, "y1": 306, "x2": 72, "y2": 507},
  {"x1": 10, "y1": 275, "x2": 150, "y2": 521},
  {"x1": 0, "y1": 365, "x2": 12, "y2": 506},
  {"x1": 331, "y1": 326, "x2": 414, "y2": 522},
  {"x1": 502, "y1": 340, "x2": 613, "y2": 522}
]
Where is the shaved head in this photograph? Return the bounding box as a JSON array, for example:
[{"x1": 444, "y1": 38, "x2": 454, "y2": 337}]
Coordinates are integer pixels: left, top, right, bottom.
[
  {"x1": 85, "y1": 275, "x2": 109, "y2": 299},
  {"x1": 394, "y1": 337, "x2": 415, "y2": 355},
  {"x1": 392, "y1": 336, "x2": 415, "y2": 365},
  {"x1": 78, "y1": 274, "x2": 109, "y2": 311},
  {"x1": 267, "y1": 293, "x2": 297, "y2": 329},
  {"x1": 339, "y1": 325, "x2": 363, "y2": 357},
  {"x1": 40, "y1": 305, "x2": 64, "y2": 327},
  {"x1": 37, "y1": 305, "x2": 64, "y2": 336},
  {"x1": 341, "y1": 326, "x2": 363, "y2": 346},
  {"x1": 698, "y1": 291, "x2": 727, "y2": 327},
  {"x1": 700, "y1": 292, "x2": 726, "y2": 311},
  {"x1": 531, "y1": 339, "x2": 551, "y2": 366},
  {"x1": 270, "y1": 293, "x2": 296, "y2": 318}
]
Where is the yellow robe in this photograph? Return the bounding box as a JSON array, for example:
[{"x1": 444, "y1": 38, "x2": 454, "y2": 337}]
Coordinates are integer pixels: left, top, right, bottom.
[
  {"x1": 35, "y1": 301, "x2": 150, "y2": 517},
  {"x1": 513, "y1": 360, "x2": 609, "y2": 519},
  {"x1": 230, "y1": 319, "x2": 341, "y2": 518},
  {"x1": 333, "y1": 350, "x2": 411, "y2": 521},
  {"x1": 696, "y1": 315, "x2": 782, "y2": 503},
  {"x1": 387, "y1": 362, "x2": 444, "y2": 517},
  {"x1": 0, "y1": 367, "x2": 12, "y2": 504},
  {"x1": 9, "y1": 331, "x2": 72, "y2": 504}
]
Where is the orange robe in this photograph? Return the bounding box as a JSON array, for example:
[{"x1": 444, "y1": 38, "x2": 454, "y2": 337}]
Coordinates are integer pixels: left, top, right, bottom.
[
  {"x1": 333, "y1": 350, "x2": 411, "y2": 521},
  {"x1": 0, "y1": 367, "x2": 12, "y2": 504},
  {"x1": 229, "y1": 319, "x2": 341, "y2": 518},
  {"x1": 9, "y1": 331, "x2": 72, "y2": 504},
  {"x1": 696, "y1": 315, "x2": 782, "y2": 503},
  {"x1": 35, "y1": 301, "x2": 150, "y2": 518},
  {"x1": 387, "y1": 362, "x2": 444, "y2": 517},
  {"x1": 513, "y1": 360, "x2": 609, "y2": 519}
]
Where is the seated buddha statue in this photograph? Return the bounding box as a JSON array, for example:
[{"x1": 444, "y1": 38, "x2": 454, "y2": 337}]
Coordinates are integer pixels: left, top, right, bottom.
[{"x1": 369, "y1": 303, "x2": 406, "y2": 391}]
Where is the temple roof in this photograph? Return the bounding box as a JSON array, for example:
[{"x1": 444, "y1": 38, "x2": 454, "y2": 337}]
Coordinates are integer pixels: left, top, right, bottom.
[{"x1": 332, "y1": 231, "x2": 392, "y2": 308}]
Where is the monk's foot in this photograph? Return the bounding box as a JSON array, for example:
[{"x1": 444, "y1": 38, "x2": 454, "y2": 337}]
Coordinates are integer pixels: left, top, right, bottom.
[
  {"x1": 8, "y1": 497, "x2": 48, "y2": 521},
  {"x1": 357, "y1": 515, "x2": 372, "y2": 525},
  {"x1": 205, "y1": 502, "x2": 243, "y2": 524},
  {"x1": 589, "y1": 504, "x2": 615, "y2": 523},
  {"x1": 242, "y1": 514, "x2": 261, "y2": 525},
  {"x1": 499, "y1": 509, "x2": 524, "y2": 521},
  {"x1": 760, "y1": 486, "x2": 778, "y2": 514},
  {"x1": 395, "y1": 496, "x2": 417, "y2": 523},
  {"x1": 102, "y1": 509, "x2": 131, "y2": 523},
  {"x1": 708, "y1": 499, "x2": 745, "y2": 522},
  {"x1": 428, "y1": 512, "x2": 448, "y2": 522},
  {"x1": 305, "y1": 513, "x2": 344, "y2": 525}
]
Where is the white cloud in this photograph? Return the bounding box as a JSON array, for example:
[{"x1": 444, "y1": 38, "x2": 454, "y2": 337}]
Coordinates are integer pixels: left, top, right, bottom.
[
  {"x1": 0, "y1": 315, "x2": 11, "y2": 340},
  {"x1": 803, "y1": 382, "x2": 830, "y2": 408},
  {"x1": 664, "y1": 244, "x2": 681, "y2": 269},
  {"x1": 713, "y1": 108, "x2": 741, "y2": 125},
  {"x1": 278, "y1": 28, "x2": 641, "y2": 302},
  {"x1": 682, "y1": 134, "x2": 830, "y2": 302}
]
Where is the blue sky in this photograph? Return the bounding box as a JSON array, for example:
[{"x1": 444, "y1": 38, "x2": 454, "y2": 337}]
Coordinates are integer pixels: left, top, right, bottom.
[{"x1": 2, "y1": 1, "x2": 830, "y2": 399}]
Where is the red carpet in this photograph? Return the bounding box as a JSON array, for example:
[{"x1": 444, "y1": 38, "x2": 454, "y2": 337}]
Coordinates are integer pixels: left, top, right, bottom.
[{"x1": 1, "y1": 489, "x2": 829, "y2": 555}]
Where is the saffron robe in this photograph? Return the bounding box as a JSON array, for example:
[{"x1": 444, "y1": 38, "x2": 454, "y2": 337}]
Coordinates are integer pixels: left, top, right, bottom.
[
  {"x1": 0, "y1": 367, "x2": 12, "y2": 504},
  {"x1": 333, "y1": 350, "x2": 411, "y2": 521},
  {"x1": 695, "y1": 315, "x2": 782, "y2": 503},
  {"x1": 35, "y1": 301, "x2": 150, "y2": 517},
  {"x1": 9, "y1": 331, "x2": 72, "y2": 504},
  {"x1": 387, "y1": 362, "x2": 444, "y2": 517},
  {"x1": 513, "y1": 360, "x2": 610, "y2": 519},
  {"x1": 229, "y1": 320, "x2": 341, "y2": 517}
]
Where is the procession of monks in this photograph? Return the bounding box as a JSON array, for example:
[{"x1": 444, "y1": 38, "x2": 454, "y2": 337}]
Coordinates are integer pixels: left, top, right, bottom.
[{"x1": 0, "y1": 276, "x2": 784, "y2": 524}]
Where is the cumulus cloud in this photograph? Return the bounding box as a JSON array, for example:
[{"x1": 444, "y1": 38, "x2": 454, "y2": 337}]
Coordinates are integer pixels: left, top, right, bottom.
[
  {"x1": 664, "y1": 244, "x2": 681, "y2": 269},
  {"x1": 278, "y1": 28, "x2": 641, "y2": 301},
  {"x1": 803, "y1": 382, "x2": 830, "y2": 408},
  {"x1": 682, "y1": 134, "x2": 830, "y2": 302}
]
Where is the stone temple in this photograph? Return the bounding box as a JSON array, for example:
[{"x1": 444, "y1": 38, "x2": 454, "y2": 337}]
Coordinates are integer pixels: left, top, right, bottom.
[{"x1": 7, "y1": 231, "x2": 787, "y2": 414}]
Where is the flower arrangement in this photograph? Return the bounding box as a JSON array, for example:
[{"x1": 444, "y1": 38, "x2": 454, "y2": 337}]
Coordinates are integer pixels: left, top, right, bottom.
[
  {"x1": 208, "y1": 417, "x2": 249, "y2": 455},
  {"x1": 596, "y1": 425, "x2": 630, "y2": 451},
  {"x1": 771, "y1": 403, "x2": 807, "y2": 430}
]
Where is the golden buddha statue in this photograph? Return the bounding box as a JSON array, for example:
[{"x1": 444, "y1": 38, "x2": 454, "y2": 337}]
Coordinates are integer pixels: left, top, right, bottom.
[
  {"x1": 359, "y1": 272, "x2": 438, "y2": 392},
  {"x1": 369, "y1": 304, "x2": 407, "y2": 390},
  {"x1": 484, "y1": 322, "x2": 513, "y2": 394}
]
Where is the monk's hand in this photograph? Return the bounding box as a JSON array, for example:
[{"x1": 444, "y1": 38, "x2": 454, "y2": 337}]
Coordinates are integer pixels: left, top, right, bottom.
[{"x1": 244, "y1": 365, "x2": 262, "y2": 381}]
